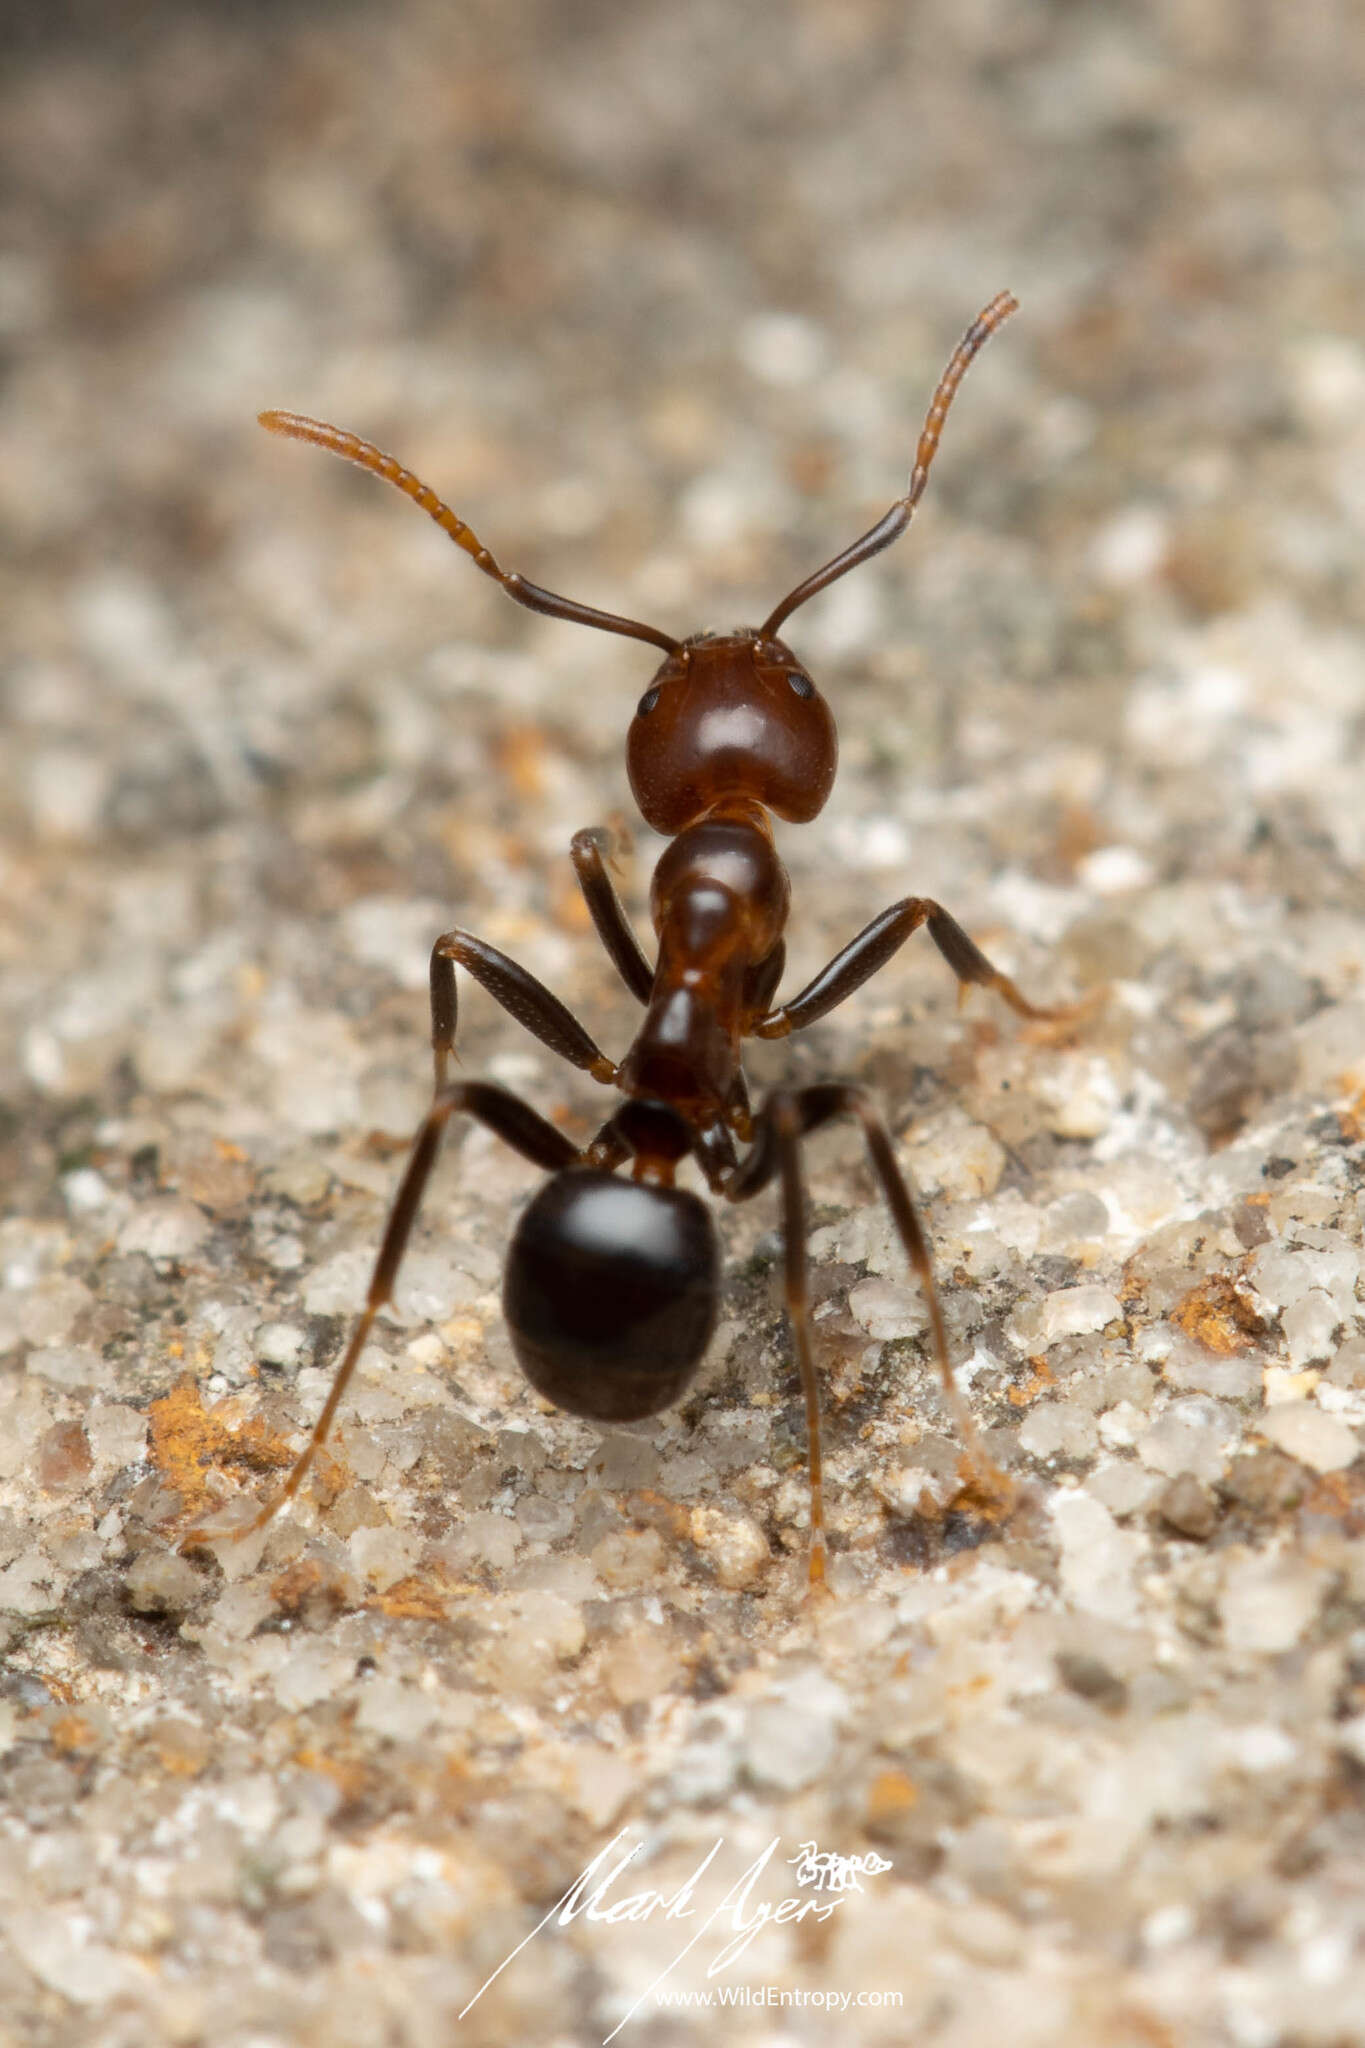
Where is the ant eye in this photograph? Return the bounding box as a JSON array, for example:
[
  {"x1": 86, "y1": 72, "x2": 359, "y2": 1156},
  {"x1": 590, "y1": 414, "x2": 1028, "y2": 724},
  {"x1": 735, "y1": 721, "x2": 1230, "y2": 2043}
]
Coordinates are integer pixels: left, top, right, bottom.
[
  {"x1": 637, "y1": 685, "x2": 662, "y2": 717},
  {"x1": 787, "y1": 672, "x2": 815, "y2": 699}
]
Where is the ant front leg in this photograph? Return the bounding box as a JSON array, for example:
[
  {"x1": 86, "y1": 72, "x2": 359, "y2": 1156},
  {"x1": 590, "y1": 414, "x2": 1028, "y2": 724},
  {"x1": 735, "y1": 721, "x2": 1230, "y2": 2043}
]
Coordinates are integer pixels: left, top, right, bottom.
[
  {"x1": 429, "y1": 928, "x2": 618, "y2": 1092},
  {"x1": 729, "y1": 1082, "x2": 1012, "y2": 1583},
  {"x1": 752, "y1": 896, "x2": 1073, "y2": 1040},
  {"x1": 570, "y1": 827, "x2": 655, "y2": 1004},
  {"x1": 196, "y1": 1082, "x2": 578, "y2": 1540}
]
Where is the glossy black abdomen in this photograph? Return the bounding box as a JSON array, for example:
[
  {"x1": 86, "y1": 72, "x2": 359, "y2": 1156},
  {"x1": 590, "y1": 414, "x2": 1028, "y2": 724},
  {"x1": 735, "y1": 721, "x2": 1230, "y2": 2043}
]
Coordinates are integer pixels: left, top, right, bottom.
[{"x1": 503, "y1": 1169, "x2": 721, "y2": 1422}]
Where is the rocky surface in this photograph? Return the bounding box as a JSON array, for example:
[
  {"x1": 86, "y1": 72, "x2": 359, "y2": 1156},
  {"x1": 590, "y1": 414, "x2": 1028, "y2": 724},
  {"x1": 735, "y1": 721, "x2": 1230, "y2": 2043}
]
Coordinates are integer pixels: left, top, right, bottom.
[{"x1": 2, "y1": 3, "x2": 1364, "y2": 2042}]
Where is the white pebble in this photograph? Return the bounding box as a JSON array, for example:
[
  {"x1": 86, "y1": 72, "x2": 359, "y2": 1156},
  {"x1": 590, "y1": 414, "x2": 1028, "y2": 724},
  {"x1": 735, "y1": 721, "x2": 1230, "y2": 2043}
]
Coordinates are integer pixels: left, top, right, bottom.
[
  {"x1": 1051, "y1": 1489, "x2": 1143, "y2": 1623},
  {"x1": 566, "y1": 1748, "x2": 636, "y2": 1829},
  {"x1": 848, "y1": 1277, "x2": 930, "y2": 1342},
  {"x1": 1008, "y1": 1283, "x2": 1123, "y2": 1353},
  {"x1": 735, "y1": 311, "x2": 827, "y2": 388},
  {"x1": 86, "y1": 1402, "x2": 148, "y2": 1473},
  {"x1": 339, "y1": 894, "x2": 449, "y2": 991},
  {"x1": 1019, "y1": 1401, "x2": 1099, "y2": 1461},
  {"x1": 1295, "y1": 999, "x2": 1365, "y2": 1094},
  {"x1": 1289, "y1": 335, "x2": 1365, "y2": 428},
  {"x1": 0, "y1": 1554, "x2": 72, "y2": 1615},
  {"x1": 1138, "y1": 1398, "x2": 1240, "y2": 1482},
  {"x1": 303, "y1": 1248, "x2": 376, "y2": 1318},
  {"x1": 1282, "y1": 1290, "x2": 1344, "y2": 1366},
  {"x1": 1088, "y1": 505, "x2": 1169, "y2": 587},
  {"x1": 255, "y1": 1322, "x2": 306, "y2": 1367},
  {"x1": 1248, "y1": 1237, "x2": 1359, "y2": 1318},
  {"x1": 1076, "y1": 843, "x2": 1156, "y2": 895},
  {"x1": 741, "y1": 1672, "x2": 847, "y2": 1792},
  {"x1": 273, "y1": 1645, "x2": 358, "y2": 1714},
  {"x1": 1098, "y1": 1401, "x2": 1147, "y2": 1451},
  {"x1": 690, "y1": 1504, "x2": 770, "y2": 1589},
  {"x1": 25, "y1": 1346, "x2": 102, "y2": 1389},
  {"x1": 1220, "y1": 1547, "x2": 1323, "y2": 1652},
  {"x1": 903, "y1": 1111, "x2": 1006, "y2": 1201},
  {"x1": 874, "y1": 1464, "x2": 958, "y2": 1517},
  {"x1": 1164, "y1": 1349, "x2": 1260, "y2": 1400},
  {"x1": 117, "y1": 1197, "x2": 211, "y2": 1261},
  {"x1": 1086, "y1": 1457, "x2": 1161, "y2": 1517},
  {"x1": 71, "y1": 568, "x2": 178, "y2": 683},
  {"x1": 347, "y1": 1525, "x2": 423, "y2": 1592},
  {"x1": 27, "y1": 747, "x2": 111, "y2": 841},
  {"x1": 61, "y1": 1168, "x2": 113, "y2": 1214},
  {"x1": 1218, "y1": 1723, "x2": 1297, "y2": 1773},
  {"x1": 1036, "y1": 1054, "x2": 1120, "y2": 1140},
  {"x1": 7, "y1": 1910, "x2": 139, "y2": 2006},
  {"x1": 438, "y1": 1512, "x2": 522, "y2": 1574},
  {"x1": 1142, "y1": 1903, "x2": 1194, "y2": 1951},
  {"x1": 1259, "y1": 1403, "x2": 1359, "y2": 1474},
  {"x1": 1335, "y1": 1714, "x2": 1365, "y2": 1768},
  {"x1": 354, "y1": 1677, "x2": 442, "y2": 1742}
]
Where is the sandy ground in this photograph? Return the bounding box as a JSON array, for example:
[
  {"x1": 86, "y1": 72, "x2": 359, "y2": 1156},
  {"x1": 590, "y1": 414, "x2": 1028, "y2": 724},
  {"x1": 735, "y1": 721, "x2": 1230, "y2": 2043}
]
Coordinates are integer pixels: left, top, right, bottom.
[{"x1": 2, "y1": 3, "x2": 1365, "y2": 2043}]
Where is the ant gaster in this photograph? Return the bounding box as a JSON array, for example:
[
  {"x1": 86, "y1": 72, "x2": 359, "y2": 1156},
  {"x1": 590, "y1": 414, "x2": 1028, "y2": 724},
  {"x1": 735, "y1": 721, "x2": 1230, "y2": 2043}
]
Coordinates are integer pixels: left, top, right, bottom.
[{"x1": 244, "y1": 292, "x2": 1069, "y2": 1586}]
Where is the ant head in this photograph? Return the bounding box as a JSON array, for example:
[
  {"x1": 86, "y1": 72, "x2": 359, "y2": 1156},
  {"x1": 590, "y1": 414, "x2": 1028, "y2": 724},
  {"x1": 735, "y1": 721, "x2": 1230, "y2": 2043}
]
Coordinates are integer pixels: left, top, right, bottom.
[{"x1": 626, "y1": 631, "x2": 838, "y2": 837}]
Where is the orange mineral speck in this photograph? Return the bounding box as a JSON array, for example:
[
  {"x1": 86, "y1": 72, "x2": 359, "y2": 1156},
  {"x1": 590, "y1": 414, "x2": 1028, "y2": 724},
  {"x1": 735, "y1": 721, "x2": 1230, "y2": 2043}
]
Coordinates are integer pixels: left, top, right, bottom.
[
  {"x1": 1339, "y1": 1087, "x2": 1365, "y2": 1144},
  {"x1": 148, "y1": 1379, "x2": 295, "y2": 1516},
  {"x1": 866, "y1": 1768, "x2": 919, "y2": 1826},
  {"x1": 1007, "y1": 1357, "x2": 1057, "y2": 1407},
  {"x1": 48, "y1": 1712, "x2": 100, "y2": 1756},
  {"x1": 372, "y1": 1575, "x2": 449, "y2": 1622},
  {"x1": 1170, "y1": 1275, "x2": 1264, "y2": 1356}
]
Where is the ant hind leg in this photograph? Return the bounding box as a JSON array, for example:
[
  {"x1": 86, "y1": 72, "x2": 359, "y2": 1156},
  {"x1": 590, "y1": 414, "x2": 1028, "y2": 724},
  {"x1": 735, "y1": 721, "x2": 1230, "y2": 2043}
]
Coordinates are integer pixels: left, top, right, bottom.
[
  {"x1": 186, "y1": 1082, "x2": 577, "y2": 1544},
  {"x1": 730, "y1": 1082, "x2": 1013, "y2": 1582}
]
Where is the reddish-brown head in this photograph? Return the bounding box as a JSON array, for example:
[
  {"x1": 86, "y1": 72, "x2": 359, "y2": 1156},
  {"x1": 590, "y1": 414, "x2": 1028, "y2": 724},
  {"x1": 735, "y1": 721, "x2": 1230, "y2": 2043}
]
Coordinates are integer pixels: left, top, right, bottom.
[{"x1": 625, "y1": 632, "x2": 838, "y2": 837}]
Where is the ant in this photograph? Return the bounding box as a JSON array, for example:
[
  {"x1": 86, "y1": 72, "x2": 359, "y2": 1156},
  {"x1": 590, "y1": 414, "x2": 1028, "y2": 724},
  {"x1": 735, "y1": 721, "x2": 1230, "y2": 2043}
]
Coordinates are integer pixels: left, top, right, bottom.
[{"x1": 235, "y1": 291, "x2": 1071, "y2": 1587}]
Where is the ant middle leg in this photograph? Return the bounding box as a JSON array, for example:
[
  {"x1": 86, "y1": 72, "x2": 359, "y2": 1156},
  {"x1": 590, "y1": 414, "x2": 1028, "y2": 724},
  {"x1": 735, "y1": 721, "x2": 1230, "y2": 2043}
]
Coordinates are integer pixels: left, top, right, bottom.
[
  {"x1": 430, "y1": 929, "x2": 618, "y2": 1091},
  {"x1": 203, "y1": 1081, "x2": 578, "y2": 1539},
  {"x1": 752, "y1": 896, "x2": 1073, "y2": 1041}
]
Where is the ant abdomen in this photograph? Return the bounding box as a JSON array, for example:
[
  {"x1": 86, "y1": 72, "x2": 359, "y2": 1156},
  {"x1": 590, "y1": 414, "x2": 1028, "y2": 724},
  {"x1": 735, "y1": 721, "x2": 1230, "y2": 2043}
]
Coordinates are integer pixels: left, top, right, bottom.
[{"x1": 502, "y1": 1170, "x2": 721, "y2": 1422}]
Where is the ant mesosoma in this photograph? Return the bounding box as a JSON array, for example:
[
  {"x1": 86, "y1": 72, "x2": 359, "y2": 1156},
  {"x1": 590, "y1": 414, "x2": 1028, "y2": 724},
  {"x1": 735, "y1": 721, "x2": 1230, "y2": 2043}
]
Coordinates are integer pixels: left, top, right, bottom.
[{"x1": 241, "y1": 291, "x2": 1069, "y2": 1586}]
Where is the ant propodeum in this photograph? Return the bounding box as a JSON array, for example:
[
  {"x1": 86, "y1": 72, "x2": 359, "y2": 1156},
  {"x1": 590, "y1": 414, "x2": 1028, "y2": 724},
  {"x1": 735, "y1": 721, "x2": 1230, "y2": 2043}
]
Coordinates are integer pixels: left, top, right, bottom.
[{"x1": 239, "y1": 291, "x2": 1071, "y2": 1585}]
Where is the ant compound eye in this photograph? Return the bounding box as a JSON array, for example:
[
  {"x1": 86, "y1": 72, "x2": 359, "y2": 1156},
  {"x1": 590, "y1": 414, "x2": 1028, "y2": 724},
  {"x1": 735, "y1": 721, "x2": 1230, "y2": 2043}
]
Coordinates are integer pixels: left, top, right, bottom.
[
  {"x1": 787, "y1": 671, "x2": 815, "y2": 699},
  {"x1": 636, "y1": 685, "x2": 662, "y2": 717}
]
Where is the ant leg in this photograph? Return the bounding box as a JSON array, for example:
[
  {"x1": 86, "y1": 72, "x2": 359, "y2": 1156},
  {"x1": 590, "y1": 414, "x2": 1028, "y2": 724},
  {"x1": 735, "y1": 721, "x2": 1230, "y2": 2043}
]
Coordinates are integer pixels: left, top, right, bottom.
[
  {"x1": 818, "y1": 1083, "x2": 1010, "y2": 1504},
  {"x1": 430, "y1": 929, "x2": 617, "y2": 1092},
  {"x1": 730, "y1": 1082, "x2": 1011, "y2": 1573},
  {"x1": 752, "y1": 896, "x2": 1072, "y2": 1040},
  {"x1": 725, "y1": 1089, "x2": 829, "y2": 1586},
  {"x1": 570, "y1": 827, "x2": 655, "y2": 1003},
  {"x1": 200, "y1": 1081, "x2": 577, "y2": 1539}
]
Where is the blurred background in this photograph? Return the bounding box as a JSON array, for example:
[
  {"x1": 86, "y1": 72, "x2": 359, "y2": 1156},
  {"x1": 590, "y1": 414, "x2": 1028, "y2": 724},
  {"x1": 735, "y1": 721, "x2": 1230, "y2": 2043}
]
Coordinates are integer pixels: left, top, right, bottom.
[{"x1": 3, "y1": 4, "x2": 1365, "y2": 2045}]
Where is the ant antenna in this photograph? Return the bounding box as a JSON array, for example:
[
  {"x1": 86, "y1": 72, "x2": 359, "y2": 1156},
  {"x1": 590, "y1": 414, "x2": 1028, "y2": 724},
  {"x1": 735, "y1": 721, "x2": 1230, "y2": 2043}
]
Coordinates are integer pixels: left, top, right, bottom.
[
  {"x1": 759, "y1": 290, "x2": 1018, "y2": 640},
  {"x1": 259, "y1": 411, "x2": 682, "y2": 657}
]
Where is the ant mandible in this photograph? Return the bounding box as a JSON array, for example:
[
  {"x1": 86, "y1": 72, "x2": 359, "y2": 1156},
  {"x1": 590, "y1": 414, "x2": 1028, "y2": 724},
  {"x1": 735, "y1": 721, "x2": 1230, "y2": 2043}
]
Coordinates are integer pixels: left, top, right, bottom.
[{"x1": 245, "y1": 291, "x2": 1067, "y2": 1586}]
